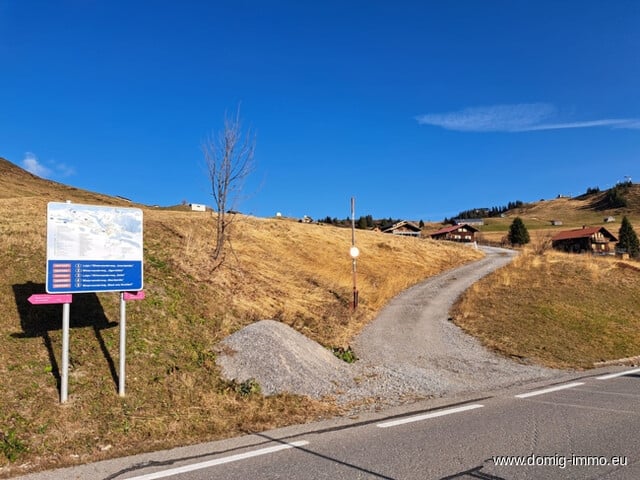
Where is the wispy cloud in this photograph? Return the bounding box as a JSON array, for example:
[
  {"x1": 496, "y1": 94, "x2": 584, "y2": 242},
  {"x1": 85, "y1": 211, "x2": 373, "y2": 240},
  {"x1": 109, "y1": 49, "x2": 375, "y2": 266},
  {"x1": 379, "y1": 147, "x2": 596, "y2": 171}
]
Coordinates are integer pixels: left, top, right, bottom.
[
  {"x1": 521, "y1": 119, "x2": 635, "y2": 131},
  {"x1": 615, "y1": 120, "x2": 640, "y2": 130},
  {"x1": 22, "y1": 152, "x2": 52, "y2": 177},
  {"x1": 21, "y1": 152, "x2": 76, "y2": 178},
  {"x1": 53, "y1": 162, "x2": 76, "y2": 177},
  {"x1": 415, "y1": 103, "x2": 640, "y2": 132}
]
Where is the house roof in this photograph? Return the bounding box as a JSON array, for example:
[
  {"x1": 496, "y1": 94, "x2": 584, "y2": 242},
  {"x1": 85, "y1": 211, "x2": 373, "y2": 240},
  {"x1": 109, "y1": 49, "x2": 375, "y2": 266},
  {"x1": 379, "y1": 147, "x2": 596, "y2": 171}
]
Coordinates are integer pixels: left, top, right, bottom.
[
  {"x1": 551, "y1": 226, "x2": 617, "y2": 242},
  {"x1": 430, "y1": 224, "x2": 479, "y2": 236},
  {"x1": 382, "y1": 220, "x2": 421, "y2": 233}
]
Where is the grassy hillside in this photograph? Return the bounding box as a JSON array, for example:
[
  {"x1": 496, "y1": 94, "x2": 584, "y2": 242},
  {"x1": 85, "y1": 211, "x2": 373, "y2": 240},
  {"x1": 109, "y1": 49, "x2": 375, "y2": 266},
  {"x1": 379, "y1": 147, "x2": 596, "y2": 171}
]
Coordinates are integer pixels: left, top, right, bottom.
[
  {"x1": 444, "y1": 186, "x2": 640, "y2": 369},
  {"x1": 428, "y1": 185, "x2": 640, "y2": 245},
  {"x1": 452, "y1": 249, "x2": 640, "y2": 369},
  {"x1": 0, "y1": 157, "x2": 482, "y2": 476}
]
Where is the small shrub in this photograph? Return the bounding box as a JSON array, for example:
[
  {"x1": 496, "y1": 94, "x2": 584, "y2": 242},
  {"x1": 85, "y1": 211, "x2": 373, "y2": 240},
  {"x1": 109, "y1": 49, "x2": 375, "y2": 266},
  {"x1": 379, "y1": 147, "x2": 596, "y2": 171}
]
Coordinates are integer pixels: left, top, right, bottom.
[
  {"x1": 237, "y1": 378, "x2": 261, "y2": 396},
  {"x1": 1, "y1": 429, "x2": 28, "y2": 462},
  {"x1": 220, "y1": 378, "x2": 262, "y2": 397},
  {"x1": 532, "y1": 235, "x2": 553, "y2": 255},
  {"x1": 331, "y1": 346, "x2": 357, "y2": 363}
]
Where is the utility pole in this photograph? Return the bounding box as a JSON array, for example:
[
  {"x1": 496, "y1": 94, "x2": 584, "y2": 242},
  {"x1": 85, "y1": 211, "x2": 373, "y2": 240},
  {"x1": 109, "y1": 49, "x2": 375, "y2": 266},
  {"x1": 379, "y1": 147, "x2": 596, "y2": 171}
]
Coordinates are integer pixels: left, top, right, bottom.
[{"x1": 349, "y1": 197, "x2": 360, "y2": 309}]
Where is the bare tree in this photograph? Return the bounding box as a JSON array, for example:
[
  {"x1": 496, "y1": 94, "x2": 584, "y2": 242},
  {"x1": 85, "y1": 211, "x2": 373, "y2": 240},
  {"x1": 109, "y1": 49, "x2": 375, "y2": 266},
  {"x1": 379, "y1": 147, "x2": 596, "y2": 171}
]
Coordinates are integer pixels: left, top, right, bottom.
[{"x1": 202, "y1": 108, "x2": 255, "y2": 266}]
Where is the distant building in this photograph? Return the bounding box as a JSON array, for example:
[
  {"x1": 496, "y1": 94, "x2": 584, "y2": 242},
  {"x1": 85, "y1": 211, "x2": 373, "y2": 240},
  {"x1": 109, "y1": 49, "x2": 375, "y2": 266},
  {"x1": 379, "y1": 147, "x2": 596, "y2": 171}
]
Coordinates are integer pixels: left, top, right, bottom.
[
  {"x1": 190, "y1": 203, "x2": 206, "y2": 212},
  {"x1": 382, "y1": 220, "x2": 422, "y2": 237},
  {"x1": 551, "y1": 219, "x2": 563, "y2": 226},
  {"x1": 453, "y1": 218, "x2": 484, "y2": 226},
  {"x1": 604, "y1": 216, "x2": 616, "y2": 223},
  {"x1": 430, "y1": 224, "x2": 478, "y2": 243},
  {"x1": 551, "y1": 226, "x2": 617, "y2": 254}
]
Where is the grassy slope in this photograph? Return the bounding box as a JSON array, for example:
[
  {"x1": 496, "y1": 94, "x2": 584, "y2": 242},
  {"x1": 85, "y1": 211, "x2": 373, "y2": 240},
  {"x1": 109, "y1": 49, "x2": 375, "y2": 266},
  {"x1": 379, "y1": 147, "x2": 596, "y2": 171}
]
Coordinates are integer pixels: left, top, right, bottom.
[
  {"x1": 452, "y1": 250, "x2": 640, "y2": 369},
  {"x1": 447, "y1": 187, "x2": 640, "y2": 368},
  {"x1": 430, "y1": 187, "x2": 640, "y2": 244},
  {"x1": 0, "y1": 158, "x2": 482, "y2": 476}
]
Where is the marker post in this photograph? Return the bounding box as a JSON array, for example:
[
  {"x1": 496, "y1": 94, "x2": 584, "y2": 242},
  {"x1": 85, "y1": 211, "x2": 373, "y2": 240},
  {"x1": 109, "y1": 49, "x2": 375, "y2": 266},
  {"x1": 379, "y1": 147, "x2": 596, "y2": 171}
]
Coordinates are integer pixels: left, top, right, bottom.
[
  {"x1": 28, "y1": 293, "x2": 73, "y2": 403},
  {"x1": 61, "y1": 302, "x2": 70, "y2": 403},
  {"x1": 119, "y1": 290, "x2": 145, "y2": 397},
  {"x1": 119, "y1": 292, "x2": 126, "y2": 397}
]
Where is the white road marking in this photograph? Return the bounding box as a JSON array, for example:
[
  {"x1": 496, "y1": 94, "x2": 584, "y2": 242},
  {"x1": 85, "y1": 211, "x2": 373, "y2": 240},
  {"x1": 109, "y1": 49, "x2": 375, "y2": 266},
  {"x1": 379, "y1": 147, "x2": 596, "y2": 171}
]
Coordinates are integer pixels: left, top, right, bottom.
[
  {"x1": 596, "y1": 367, "x2": 640, "y2": 380},
  {"x1": 515, "y1": 382, "x2": 584, "y2": 399},
  {"x1": 376, "y1": 404, "x2": 484, "y2": 428},
  {"x1": 123, "y1": 441, "x2": 309, "y2": 480}
]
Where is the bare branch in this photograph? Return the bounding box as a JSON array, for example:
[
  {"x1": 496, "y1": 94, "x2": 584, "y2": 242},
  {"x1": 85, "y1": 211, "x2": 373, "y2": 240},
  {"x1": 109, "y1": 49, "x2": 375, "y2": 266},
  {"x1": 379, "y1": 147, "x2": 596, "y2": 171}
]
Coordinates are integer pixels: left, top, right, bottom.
[{"x1": 202, "y1": 106, "x2": 255, "y2": 267}]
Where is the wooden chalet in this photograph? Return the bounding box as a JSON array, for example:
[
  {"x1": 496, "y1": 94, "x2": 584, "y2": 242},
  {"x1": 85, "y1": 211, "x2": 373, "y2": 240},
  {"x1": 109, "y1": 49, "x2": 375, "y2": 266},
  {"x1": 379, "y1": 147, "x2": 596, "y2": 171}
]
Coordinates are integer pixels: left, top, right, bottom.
[
  {"x1": 551, "y1": 226, "x2": 617, "y2": 254},
  {"x1": 429, "y1": 224, "x2": 478, "y2": 243},
  {"x1": 382, "y1": 220, "x2": 422, "y2": 237}
]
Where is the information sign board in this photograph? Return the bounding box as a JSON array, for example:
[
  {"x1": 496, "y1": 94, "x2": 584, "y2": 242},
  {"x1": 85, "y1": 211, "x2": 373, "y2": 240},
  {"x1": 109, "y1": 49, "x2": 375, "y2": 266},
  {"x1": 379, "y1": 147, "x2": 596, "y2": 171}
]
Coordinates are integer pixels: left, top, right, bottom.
[{"x1": 46, "y1": 202, "x2": 143, "y2": 293}]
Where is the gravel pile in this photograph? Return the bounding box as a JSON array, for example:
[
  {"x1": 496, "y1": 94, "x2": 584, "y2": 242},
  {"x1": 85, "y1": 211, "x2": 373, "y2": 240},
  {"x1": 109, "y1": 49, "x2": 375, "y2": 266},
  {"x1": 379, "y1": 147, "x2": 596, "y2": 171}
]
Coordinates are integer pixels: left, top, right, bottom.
[
  {"x1": 215, "y1": 247, "x2": 562, "y2": 411},
  {"x1": 215, "y1": 320, "x2": 353, "y2": 398}
]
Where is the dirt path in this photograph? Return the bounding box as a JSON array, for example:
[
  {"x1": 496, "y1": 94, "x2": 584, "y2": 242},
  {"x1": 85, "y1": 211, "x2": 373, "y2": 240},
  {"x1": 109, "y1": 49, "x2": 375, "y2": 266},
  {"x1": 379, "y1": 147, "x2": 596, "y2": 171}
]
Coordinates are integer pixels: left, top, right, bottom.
[{"x1": 345, "y1": 246, "x2": 559, "y2": 405}]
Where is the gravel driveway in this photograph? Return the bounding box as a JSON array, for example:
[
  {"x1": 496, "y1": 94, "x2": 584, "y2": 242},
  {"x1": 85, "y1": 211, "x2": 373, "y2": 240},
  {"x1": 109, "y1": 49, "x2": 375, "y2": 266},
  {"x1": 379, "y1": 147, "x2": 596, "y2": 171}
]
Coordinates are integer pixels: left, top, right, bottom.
[
  {"x1": 346, "y1": 246, "x2": 559, "y2": 407},
  {"x1": 217, "y1": 246, "x2": 561, "y2": 410}
]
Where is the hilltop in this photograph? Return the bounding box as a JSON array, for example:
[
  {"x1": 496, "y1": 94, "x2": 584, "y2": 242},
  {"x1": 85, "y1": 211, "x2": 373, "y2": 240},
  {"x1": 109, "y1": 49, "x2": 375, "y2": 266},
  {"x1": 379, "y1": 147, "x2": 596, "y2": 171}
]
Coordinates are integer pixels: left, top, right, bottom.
[
  {"x1": 0, "y1": 157, "x2": 482, "y2": 476},
  {"x1": 434, "y1": 184, "x2": 640, "y2": 245}
]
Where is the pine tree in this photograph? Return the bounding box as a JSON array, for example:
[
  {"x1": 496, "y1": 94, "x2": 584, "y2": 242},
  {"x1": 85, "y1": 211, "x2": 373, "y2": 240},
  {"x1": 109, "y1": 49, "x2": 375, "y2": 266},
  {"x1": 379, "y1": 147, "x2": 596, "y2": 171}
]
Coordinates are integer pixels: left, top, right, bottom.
[
  {"x1": 508, "y1": 217, "x2": 530, "y2": 246},
  {"x1": 618, "y1": 216, "x2": 639, "y2": 257},
  {"x1": 366, "y1": 215, "x2": 374, "y2": 228}
]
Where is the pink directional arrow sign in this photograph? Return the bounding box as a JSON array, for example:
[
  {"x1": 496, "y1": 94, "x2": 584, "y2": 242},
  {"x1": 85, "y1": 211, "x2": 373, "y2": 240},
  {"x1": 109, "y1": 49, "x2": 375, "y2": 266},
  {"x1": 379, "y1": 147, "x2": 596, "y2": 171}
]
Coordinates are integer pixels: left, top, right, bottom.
[
  {"x1": 123, "y1": 291, "x2": 145, "y2": 301},
  {"x1": 28, "y1": 293, "x2": 73, "y2": 305}
]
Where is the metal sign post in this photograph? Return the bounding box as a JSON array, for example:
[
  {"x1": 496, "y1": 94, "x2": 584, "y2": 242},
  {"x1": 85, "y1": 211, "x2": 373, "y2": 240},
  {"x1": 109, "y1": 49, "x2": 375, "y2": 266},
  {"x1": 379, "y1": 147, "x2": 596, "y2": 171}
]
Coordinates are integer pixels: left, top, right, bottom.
[
  {"x1": 28, "y1": 293, "x2": 73, "y2": 403},
  {"x1": 61, "y1": 302, "x2": 70, "y2": 403},
  {"x1": 119, "y1": 292, "x2": 126, "y2": 397},
  {"x1": 119, "y1": 290, "x2": 145, "y2": 397}
]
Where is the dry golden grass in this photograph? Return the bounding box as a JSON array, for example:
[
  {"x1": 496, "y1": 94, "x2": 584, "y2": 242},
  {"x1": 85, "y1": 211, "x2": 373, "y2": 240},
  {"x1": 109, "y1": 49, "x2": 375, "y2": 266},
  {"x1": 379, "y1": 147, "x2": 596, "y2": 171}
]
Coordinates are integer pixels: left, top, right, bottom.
[
  {"x1": 460, "y1": 186, "x2": 640, "y2": 244},
  {"x1": 0, "y1": 158, "x2": 482, "y2": 476},
  {"x1": 452, "y1": 249, "x2": 640, "y2": 369}
]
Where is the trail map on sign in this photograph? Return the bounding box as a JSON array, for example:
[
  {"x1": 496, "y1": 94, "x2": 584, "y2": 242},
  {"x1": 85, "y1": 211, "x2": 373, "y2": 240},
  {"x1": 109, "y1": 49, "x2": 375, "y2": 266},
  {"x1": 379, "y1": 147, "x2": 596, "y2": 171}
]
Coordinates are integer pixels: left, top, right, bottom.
[{"x1": 46, "y1": 202, "x2": 144, "y2": 293}]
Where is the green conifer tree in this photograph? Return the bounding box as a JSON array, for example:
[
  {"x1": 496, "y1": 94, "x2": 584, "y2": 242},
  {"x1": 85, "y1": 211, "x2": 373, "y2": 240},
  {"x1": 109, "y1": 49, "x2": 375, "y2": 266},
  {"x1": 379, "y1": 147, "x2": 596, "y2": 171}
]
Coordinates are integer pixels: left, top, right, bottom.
[
  {"x1": 618, "y1": 216, "x2": 640, "y2": 257},
  {"x1": 508, "y1": 217, "x2": 530, "y2": 246}
]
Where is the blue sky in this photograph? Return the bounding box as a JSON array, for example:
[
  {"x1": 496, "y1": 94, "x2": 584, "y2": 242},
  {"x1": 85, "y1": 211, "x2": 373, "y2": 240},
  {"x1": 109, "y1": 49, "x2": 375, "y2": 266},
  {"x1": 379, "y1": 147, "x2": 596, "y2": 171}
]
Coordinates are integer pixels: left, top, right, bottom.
[{"x1": 1, "y1": 1, "x2": 639, "y2": 221}]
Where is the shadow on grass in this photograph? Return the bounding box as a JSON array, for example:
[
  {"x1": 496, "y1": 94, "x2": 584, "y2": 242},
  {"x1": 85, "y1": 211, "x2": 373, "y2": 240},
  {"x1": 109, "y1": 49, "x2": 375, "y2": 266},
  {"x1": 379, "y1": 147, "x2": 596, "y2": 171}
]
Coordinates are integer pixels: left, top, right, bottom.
[{"x1": 11, "y1": 281, "x2": 119, "y2": 395}]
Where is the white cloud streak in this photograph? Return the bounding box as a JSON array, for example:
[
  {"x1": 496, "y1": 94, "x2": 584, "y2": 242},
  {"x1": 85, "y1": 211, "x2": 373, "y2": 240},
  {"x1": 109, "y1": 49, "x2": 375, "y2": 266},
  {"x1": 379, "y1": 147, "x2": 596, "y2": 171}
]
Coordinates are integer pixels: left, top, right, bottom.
[
  {"x1": 22, "y1": 152, "x2": 52, "y2": 177},
  {"x1": 416, "y1": 103, "x2": 640, "y2": 132},
  {"x1": 21, "y1": 152, "x2": 76, "y2": 178},
  {"x1": 519, "y1": 119, "x2": 634, "y2": 131}
]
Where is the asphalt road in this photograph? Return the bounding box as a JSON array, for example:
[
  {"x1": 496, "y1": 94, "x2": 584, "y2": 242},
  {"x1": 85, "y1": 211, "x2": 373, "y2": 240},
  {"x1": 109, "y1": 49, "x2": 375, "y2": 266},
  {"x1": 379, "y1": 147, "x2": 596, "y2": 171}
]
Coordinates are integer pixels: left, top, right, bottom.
[{"x1": 17, "y1": 366, "x2": 640, "y2": 480}]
